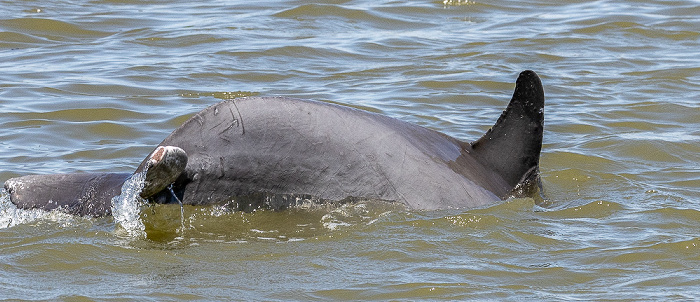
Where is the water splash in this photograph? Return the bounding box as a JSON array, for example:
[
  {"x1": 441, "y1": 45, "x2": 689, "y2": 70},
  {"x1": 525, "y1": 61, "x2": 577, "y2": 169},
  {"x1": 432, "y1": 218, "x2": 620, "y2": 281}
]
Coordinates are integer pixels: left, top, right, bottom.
[
  {"x1": 0, "y1": 173, "x2": 147, "y2": 234},
  {"x1": 111, "y1": 171, "x2": 147, "y2": 238}
]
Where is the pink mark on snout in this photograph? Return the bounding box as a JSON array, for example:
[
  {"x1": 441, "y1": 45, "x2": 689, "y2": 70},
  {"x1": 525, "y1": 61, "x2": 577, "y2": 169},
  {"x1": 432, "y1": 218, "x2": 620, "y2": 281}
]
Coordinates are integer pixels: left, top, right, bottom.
[{"x1": 150, "y1": 146, "x2": 166, "y2": 162}]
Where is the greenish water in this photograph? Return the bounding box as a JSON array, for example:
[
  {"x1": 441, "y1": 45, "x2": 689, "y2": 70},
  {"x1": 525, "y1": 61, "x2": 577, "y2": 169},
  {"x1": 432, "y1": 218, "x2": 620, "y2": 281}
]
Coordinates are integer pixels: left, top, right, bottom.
[{"x1": 1, "y1": 0, "x2": 699, "y2": 300}]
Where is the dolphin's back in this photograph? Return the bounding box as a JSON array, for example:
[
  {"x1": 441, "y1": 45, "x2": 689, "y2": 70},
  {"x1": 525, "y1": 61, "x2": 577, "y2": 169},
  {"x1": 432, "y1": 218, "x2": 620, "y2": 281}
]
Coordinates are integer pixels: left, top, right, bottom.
[{"x1": 146, "y1": 96, "x2": 506, "y2": 209}]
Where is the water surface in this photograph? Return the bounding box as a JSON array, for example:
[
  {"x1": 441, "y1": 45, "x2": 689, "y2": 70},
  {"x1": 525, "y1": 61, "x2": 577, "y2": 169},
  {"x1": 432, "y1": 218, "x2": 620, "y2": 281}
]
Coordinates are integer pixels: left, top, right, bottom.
[{"x1": 1, "y1": 0, "x2": 699, "y2": 300}]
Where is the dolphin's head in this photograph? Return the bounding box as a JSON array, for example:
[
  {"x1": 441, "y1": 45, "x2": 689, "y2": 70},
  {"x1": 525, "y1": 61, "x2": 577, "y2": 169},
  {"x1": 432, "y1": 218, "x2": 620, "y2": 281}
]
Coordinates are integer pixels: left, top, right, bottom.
[{"x1": 138, "y1": 145, "x2": 188, "y2": 199}]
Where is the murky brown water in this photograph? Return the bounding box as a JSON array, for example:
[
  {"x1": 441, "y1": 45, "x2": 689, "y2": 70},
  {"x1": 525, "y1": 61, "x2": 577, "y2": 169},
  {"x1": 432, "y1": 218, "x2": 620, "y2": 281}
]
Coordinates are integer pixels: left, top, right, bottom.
[{"x1": 1, "y1": 0, "x2": 699, "y2": 300}]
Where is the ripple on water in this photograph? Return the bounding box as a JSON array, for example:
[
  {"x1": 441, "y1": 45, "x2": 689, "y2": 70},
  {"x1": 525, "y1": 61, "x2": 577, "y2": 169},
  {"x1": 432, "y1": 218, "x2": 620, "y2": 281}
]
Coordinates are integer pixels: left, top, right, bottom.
[
  {"x1": 0, "y1": 31, "x2": 52, "y2": 47},
  {"x1": 273, "y1": 3, "x2": 429, "y2": 30},
  {"x1": 0, "y1": 18, "x2": 114, "y2": 41}
]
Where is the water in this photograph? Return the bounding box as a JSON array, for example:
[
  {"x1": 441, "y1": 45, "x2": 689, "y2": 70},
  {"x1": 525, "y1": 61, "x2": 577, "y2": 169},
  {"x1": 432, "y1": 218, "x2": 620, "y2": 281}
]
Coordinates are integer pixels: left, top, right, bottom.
[
  {"x1": 1, "y1": 0, "x2": 699, "y2": 300},
  {"x1": 111, "y1": 171, "x2": 147, "y2": 239}
]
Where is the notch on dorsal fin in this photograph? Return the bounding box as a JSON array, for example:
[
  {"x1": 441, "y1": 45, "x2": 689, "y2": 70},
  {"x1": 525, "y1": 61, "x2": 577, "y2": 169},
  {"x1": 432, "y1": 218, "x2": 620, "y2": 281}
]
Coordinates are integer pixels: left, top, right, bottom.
[{"x1": 471, "y1": 70, "x2": 544, "y2": 195}]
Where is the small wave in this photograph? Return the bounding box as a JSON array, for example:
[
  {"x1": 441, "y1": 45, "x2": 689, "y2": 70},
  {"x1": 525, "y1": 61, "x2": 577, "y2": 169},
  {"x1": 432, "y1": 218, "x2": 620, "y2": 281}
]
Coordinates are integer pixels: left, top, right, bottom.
[
  {"x1": 541, "y1": 199, "x2": 624, "y2": 220},
  {"x1": 273, "y1": 3, "x2": 425, "y2": 30},
  {"x1": 0, "y1": 17, "x2": 113, "y2": 41},
  {"x1": 0, "y1": 31, "x2": 51, "y2": 47},
  {"x1": 133, "y1": 33, "x2": 228, "y2": 48}
]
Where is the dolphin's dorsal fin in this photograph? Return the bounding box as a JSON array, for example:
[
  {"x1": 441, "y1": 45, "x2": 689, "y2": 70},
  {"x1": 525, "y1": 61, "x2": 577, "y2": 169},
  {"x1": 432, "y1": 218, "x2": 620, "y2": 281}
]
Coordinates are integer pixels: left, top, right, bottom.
[{"x1": 470, "y1": 70, "x2": 544, "y2": 195}]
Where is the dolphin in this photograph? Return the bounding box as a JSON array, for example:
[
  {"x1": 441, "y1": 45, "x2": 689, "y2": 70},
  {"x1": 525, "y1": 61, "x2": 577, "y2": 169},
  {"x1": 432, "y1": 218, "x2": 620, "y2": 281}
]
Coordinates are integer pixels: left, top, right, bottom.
[{"x1": 3, "y1": 70, "x2": 545, "y2": 217}]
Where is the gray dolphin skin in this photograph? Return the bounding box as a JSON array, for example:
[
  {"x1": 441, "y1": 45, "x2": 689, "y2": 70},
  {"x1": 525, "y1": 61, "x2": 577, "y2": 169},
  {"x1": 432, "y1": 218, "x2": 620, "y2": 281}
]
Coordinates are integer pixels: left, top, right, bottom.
[{"x1": 3, "y1": 70, "x2": 545, "y2": 217}]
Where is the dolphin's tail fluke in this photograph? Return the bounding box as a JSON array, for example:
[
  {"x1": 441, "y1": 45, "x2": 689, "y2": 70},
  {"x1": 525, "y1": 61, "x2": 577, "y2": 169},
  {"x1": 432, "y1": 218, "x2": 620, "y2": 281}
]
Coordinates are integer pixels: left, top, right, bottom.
[{"x1": 470, "y1": 70, "x2": 544, "y2": 197}]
